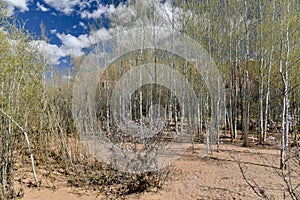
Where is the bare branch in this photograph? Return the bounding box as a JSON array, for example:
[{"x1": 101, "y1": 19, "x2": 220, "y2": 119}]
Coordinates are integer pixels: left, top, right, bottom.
[{"x1": 0, "y1": 108, "x2": 40, "y2": 187}]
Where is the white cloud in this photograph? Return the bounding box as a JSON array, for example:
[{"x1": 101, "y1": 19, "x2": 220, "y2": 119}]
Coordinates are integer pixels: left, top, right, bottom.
[
  {"x1": 79, "y1": 22, "x2": 87, "y2": 29},
  {"x1": 31, "y1": 35, "x2": 88, "y2": 65},
  {"x1": 112, "y1": 0, "x2": 185, "y2": 30},
  {"x1": 30, "y1": 0, "x2": 186, "y2": 66},
  {"x1": 4, "y1": 0, "x2": 29, "y2": 15},
  {"x1": 89, "y1": 28, "x2": 112, "y2": 44},
  {"x1": 36, "y1": 2, "x2": 49, "y2": 12},
  {"x1": 50, "y1": 29, "x2": 57, "y2": 34},
  {"x1": 54, "y1": 33, "x2": 90, "y2": 59},
  {"x1": 31, "y1": 40, "x2": 67, "y2": 65},
  {"x1": 56, "y1": 29, "x2": 112, "y2": 53},
  {"x1": 76, "y1": 0, "x2": 94, "y2": 12},
  {"x1": 57, "y1": 33, "x2": 90, "y2": 50},
  {"x1": 29, "y1": 27, "x2": 113, "y2": 65},
  {"x1": 80, "y1": 4, "x2": 115, "y2": 19},
  {"x1": 43, "y1": 0, "x2": 80, "y2": 14}
]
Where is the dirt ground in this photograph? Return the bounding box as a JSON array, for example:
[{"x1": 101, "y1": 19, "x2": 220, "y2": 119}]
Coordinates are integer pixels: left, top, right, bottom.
[{"x1": 21, "y1": 142, "x2": 299, "y2": 200}]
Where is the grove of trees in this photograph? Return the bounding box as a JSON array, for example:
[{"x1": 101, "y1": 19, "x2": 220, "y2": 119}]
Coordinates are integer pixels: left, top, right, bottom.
[{"x1": 0, "y1": 0, "x2": 299, "y2": 199}]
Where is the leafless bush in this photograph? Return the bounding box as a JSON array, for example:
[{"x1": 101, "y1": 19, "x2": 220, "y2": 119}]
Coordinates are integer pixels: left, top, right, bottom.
[{"x1": 233, "y1": 147, "x2": 300, "y2": 200}]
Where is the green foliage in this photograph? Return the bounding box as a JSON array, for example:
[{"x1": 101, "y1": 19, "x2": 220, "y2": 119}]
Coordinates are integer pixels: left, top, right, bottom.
[{"x1": 0, "y1": 4, "x2": 46, "y2": 199}]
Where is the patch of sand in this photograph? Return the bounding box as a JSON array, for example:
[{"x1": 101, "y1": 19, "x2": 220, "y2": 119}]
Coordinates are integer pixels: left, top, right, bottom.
[{"x1": 22, "y1": 144, "x2": 299, "y2": 200}]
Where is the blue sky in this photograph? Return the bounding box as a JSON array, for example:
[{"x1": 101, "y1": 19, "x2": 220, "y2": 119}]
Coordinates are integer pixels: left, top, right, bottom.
[
  {"x1": 4, "y1": 0, "x2": 128, "y2": 68},
  {"x1": 3, "y1": 0, "x2": 180, "y2": 73}
]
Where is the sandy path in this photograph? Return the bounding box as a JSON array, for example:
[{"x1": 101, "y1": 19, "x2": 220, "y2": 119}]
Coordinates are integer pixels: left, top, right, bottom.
[{"x1": 22, "y1": 144, "x2": 299, "y2": 200}]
